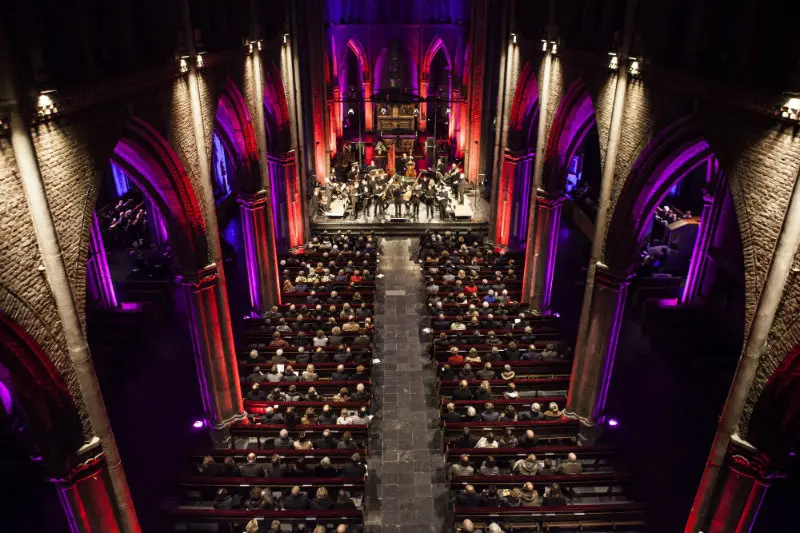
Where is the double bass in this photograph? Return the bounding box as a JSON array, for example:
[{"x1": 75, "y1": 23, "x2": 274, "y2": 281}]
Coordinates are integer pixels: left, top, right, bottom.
[{"x1": 404, "y1": 159, "x2": 417, "y2": 178}]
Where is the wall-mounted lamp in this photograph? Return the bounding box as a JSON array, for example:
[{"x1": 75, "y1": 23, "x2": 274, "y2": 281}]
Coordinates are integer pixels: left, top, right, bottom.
[
  {"x1": 36, "y1": 90, "x2": 59, "y2": 121},
  {"x1": 412, "y1": 108, "x2": 419, "y2": 116},
  {"x1": 778, "y1": 94, "x2": 800, "y2": 122},
  {"x1": 629, "y1": 58, "x2": 641, "y2": 78},
  {"x1": 196, "y1": 53, "x2": 205, "y2": 69},
  {"x1": 550, "y1": 41, "x2": 558, "y2": 55},
  {"x1": 347, "y1": 108, "x2": 355, "y2": 116},
  {"x1": 541, "y1": 39, "x2": 548, "y2": 52},
  {"x1": 608, "y1": 52, "x2": 619, "y2": 72},
  {"x1": 283, "y1": 33, "x2": 289, "y2": 45},
  {"x1": 510, "y1": 33, "x2": 517, "y2": 44},
  {"x1": 245, "y1": 40, "x2": 263, "y2": 54},
  {"x1": 179, "y1": 57, "x2": 189, "y2": 74}
]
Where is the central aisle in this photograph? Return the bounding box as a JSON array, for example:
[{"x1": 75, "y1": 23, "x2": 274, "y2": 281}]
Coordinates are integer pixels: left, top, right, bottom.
[{"x1": 365, "y1": 237, "x2": 449, "y2": 533}]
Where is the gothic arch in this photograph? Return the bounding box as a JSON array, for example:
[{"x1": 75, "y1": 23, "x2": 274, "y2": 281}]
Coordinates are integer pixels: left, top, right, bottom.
[
  {"x1": 341, "y1": 37, "x2": 370, "y2": 81},
  {"x1": 542, "y1": 79, "x2": 599, "y2": 193},
  {"x1": 508, "y1": 60, "x2": 540, "y2": 149},
  {"x1": 0, "y1": 309, "x2": 84, "y2": 478},
  {"x1": 421, "y1": 35, "x2": 453, "y2": 98},
  {"x1": 215, "y1": 79, "x2": 261, "y2": 194},
  {"x1": 263, "y1": 62, "x2": 291, "y2": 153},
  {"x1": 110, "y1": 118, "x2": 209, "y2": 272},
  {"x1": 604, "y1": 118, "x2": 719, "y2": 272}
]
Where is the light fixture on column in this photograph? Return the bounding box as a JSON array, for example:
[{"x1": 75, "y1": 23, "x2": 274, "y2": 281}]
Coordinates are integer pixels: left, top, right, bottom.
[
  {"x1": 0, "y1": 116, "x2": 8, "y2": 136},
  {"x1": 608, "y1": 52, "x2": 619, "y2": 72},
  {"x1": 511, "y1": 33, "x2": 517, "y2": 44},
  {"x1": 179, "y1": 56, "x2": 189, "y2": 74},
  {"x1": 412, "y1": 108, "x2": 419, "y2": 116},
  {"x1": 283, "y1": 33, "x2": 289, "y2": 45},
  {"x1": 541, "y1": 39, "x2": 548, "y2": 52},
  {"x1": 347, "y1": 108, "x2": 355, "y2": 117},
  {"x1": 36, "y1": 90, "x2": 59, "y2": 122},
  {"x1": 446, "y1": 107, "x2": 451, "y2": 115},
  {"x1": 196, "y1": 52, "x2": 205, "y2": 69},
  {"x1": 550, "y1": 41, "x2": 558, "y2": 55},
  {"x1": 778, "y1": 93, "x2": 800, "y2": 122},
  {"x1": 629, "y1": 57, "x2": 641, "y2": 78}
]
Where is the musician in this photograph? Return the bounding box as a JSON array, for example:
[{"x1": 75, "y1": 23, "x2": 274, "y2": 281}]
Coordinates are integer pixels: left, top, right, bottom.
[
  {"x1": 455, "y1": 169, "x2": 467, "y2": 204},
  {"x1": 435, "y1": 157, "x2": 446, "y2": 174},
  {"x1": 347, "y1": 183, "x2": 358, "y2": 220},
  {"x1": 448, "y1": 163, "x2": 459, "y2": 198},
  {"x1": 424, "y1": 178, "x2": 437, "y2": 219},
  {"x1": 373, "y1": 176, "x2": 386, "y2": 218},
  {"x1": 360, "y1": 178, "x2": 373, "y2": 218},
  {"x1": 410, "y1": 184, "x2": 422, "y2": 219},
  {"x1": 347, "y1": 161, "x2": 359, "y2": 183},
  {"x1": 437, "y1": 182, "x2": 450, "y2": 220},
  {"x1": 392, "y1": 181, "x2": 404, "y2": 218}
]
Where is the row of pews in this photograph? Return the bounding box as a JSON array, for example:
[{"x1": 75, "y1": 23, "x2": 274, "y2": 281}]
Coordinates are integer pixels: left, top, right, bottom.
[
  {"x1": 170, "y1": 232, "x2": 379, "y2": 532},
  {"x1": 418, "y1": 231, "x2": 647, "y2": 533}
]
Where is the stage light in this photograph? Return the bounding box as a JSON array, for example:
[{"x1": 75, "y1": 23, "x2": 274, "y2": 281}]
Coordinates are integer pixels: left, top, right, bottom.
[
  {"x1": 608, "y1": 52, "x2": 619, "y2": 72},
  {"x1": 283, "y1": 33, "x2": 289, "y2": 45},
  {"x1": 192, "y1": 419, "x2": 206, "y2": 429},
  {"x1": 778, "y1": 95, "x2": 800, "y2": 122},
  {"x1": 629, "y1": 58, "x2": 641, "y2": 78},
  {"x1": 541, "y1": 40, "x2": 548, "y2": 52},
  {"x1": 257, "y1": 41, "x2": 262, "y2": 51},
  {"x1": 550, "y1": 41, "x2": 558, "y2": 54},
  {"x1": 179, "y1": 57, "x2": 189, "y2": 73},
  {"x1": 248, "y1": 42, "x2": 254, "y2": 54},
  {"x1": 790, "y1": 451, "x2": 797, "y2": 457},
  {"x1": 36, "y1": 90, "x2": 59, "y2": 121},
  {"x1": 607, "y1": 418, "x2": 619, "y2": 427},
  {"x1": 511, "y1": 33, "x2": 517, "y2": 44},
  {"x1": 196, "y1": 53, "x2": 205, "y2": 68}
]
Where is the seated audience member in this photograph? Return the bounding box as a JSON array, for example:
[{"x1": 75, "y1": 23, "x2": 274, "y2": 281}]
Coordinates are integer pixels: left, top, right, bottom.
[
  {"x1": 502, "y1": 382, "x2": 518, "y2": 400},
  {"x1": 480, "y1": 402, "x2": 501, "y2": 422},
  {"x1": 247, "y1": 366, "x2": 266, "y2": 383},
  {"x1": 311, "y1": 347, "x2": 330, "y2": 363},
  {"x1": 558, "y1": 452, "x2": 583, "y2": 475},
  {"x1": 539, "y1": 458, "x2": 558, "y2": 476},
  {"x1": 443, "y1": 403, "x2": 462, "y2": 423},
  {"x1": 475, "y1": 431, "x2": 499, "y2": 448},
  {"x1": 458, "y1": 363, "x2": 475, "y2": 381},
  {"x1": 518, "y1": 429, "x2": 538, "y2": 448},
  {"x1": 476, "y1": 362, "x2": 496, "y2": 380},
  {"x1": 333, "y1": 387, "x2": 351, "y2": 402},
  {"x1": 244, "y1": 486, "x2": 275, "y2": 510},
  {"x1": 271, "y1": 349, "x2": 288, "y2": 364},
  {"x1": 213, "y1": 488, "x2": 237, "y2": 509},
  {"x1": 247, "y1": 383, "x2": 266, "y2": 401},
  {"x1": 315, "y1": 456, "x2": 338, "y2": 477},
  {"x1": 465, "y1": 348, "x2": 482, "y2": 364},
  {"x1": 450, "y1": 454, "x2": 475, "y2": 477},
  {"x1": 288, "y1": 456, "x2": 311, "y2": 477},
  {"x1": 300, "y1": 364, "x2": 318, "y2": 381},
  {"x1": 331, "y1": 364, "x2": 351, "y2": 381},
  {"x1": 440, "y1": 363, "x2": 457, "y2": 381},
  {"x1": 462, "y1": 405, "x2": 479, "y2": 422},
  {"x1": 456, "y1": 484, "x2": 483, "y2": 507},
  {"x1": 337, "y1": 431, "x2": 358, "y2": 450},
  {"x1": 454, "y1": 427, "x2": 478, "y2": 448},
  {"x1": 273, "y1": 429, "x2": 293, "y2": 448},
  {"x1": 500, "y1": 364, "x2": 515, "y2": 381},
  {"x1": 310, "y1": 487, "x2": 334, "y2": 511},
  {"x1": 475, "y1": 381, "x2": 492, "y2": 401},
  {"x1": 348, "y1": 407, "x2": 370, "y2": 425},
  {"x1": 313, "y1": 330, "x2": 329, "y2": 347},
  {"x1": 267, "y1": 387, "x2": 285, "y2": 402},
  {"x1": 447, "y1": 347, "x2": 465, "y2": 365},
  {"x1": 520, "y1": 482, "x2": 541, "y2": 507},
  {"x1": 265, "y1": 454, "x2": 287, "y2": 477},
  {"x1": 318, "y1": 405, "x2": 337, "y2": 425},
  {"x1": 543, "y1": 483, "x2": 568, "y2": 506},
  {"x1": 313, "y1": 429, "x2": 336, "y2": 450},
  {"x1": 452, "y1": 380, "x2": 473, "y2": 400},
  {"x1": 282, "y1": 365, "x2": 298, "y2": 382},
  {"x1": 481, "y1": 485, "x2": 502, "y2": 508},
  {"x1": 260, "y1": 407, "x2": 284, "y2": 425},
  {"x1": 501, "y1": 487, "x2": 522, "y2": 508},
  {"x1": 543, "y1": 402, "x2": 563, "y2": 419},
  {"x1": 284, "y1": 386, "x2": 302, "y2": 402},
  {"x1": 342, "y1": 452, "x2": 366, "y2": 478},
  {"x1": 487, "y1": 523, "x2": 505, "y2": 533},
  {"x1": 305, "y1": 386, "x2": 321, "y2": 402},
  {"x1": 334, "y1": 489, "x2": 356, "y2": 510},
  {"x1": 498, "y1": 428, "x2": 519, "y2": 448},
  {"x1": 293, "y1": 431, "x2": 314, "y2": 450},
  {"x1": 328, "y1": 326, "x2": 344, "y2": 347},
  {"x1": 518, "y1": 402, "x2": 543, "y2": 421},
  {"x1": 245, "y1": 519, "x2": 261, "y2": 533},
  {"x1": 461, "y1": 519, "x2": 482, "y2": 533},
  {"x1": 351, "y1": 382, "x2": 370, "y2": 402},
  {"x1": 281, "y1": 486, "x2": 309, "y2": 510},
  {"x1": 238, "y1": 453, "x2": 265, "y2": 477},
  {"x1": 268, "y1": 332, "x2": 289, "y2": 350},
  {"x1": 479, "y1": 456, "x2": 500, "y2": 476},
  {"x1": 337, "y1": 408, "x2": 351, "y2": 425},
  {"x1": 513, "y1": 454, "x2": 539, "y2": 476}
]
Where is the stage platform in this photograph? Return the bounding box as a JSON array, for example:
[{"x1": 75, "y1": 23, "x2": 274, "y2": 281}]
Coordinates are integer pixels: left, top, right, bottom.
[{"x1": 311, "y1": 220, "x2": 489, "y2": 236}]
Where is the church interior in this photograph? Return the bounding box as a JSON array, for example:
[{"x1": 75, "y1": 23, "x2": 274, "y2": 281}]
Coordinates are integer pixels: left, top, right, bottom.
[{"x1": 1, "y1": 0, "x2": 800, "y2": 532}]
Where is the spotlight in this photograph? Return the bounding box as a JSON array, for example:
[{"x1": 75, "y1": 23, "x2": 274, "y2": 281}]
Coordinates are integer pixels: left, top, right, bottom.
[
  {"x1": 192, "y1": 419, "x2": 206, "y2": 429},
  {"x1": 446, "y1": 107, "x2": 451, "y2": 115},
  {"x1": 510, "y1": 33, "x2": 517, "y2": 44},
  {"x1": 36, "y1": 90, "x2": 59, "y2": 121},
  {"x1": 257, "y1": 41, "x2": 262, "y2": 51},
  {"x1": 541, "y1": 39, "x2": 548, "y2": 52},
  {"x1": 347, "y1": 108, "x2": 355, "y2": 116},
  {"x1": 608, "y1": 52, "x2": 619, "y2": 72},
  {"x1": 196, "y1": 53, "x2": 205, "y2": 68},
  {"x1": 550, "y1": 41, "x2": 558, "y2": 54},
  {"x1": 778, "y1": 94, "x2": 800, "y2": 122},
  {"x1": 413, "y1": 108, "x2": 419, "y2": 116},
  {"x1": 0, "y1": 117, "x2": 8, "y2": 135},
  {"x1": 607, "y1": 418, "x2": 619, "y2": 427},
  {"x1": 248, "y1": 42, "x2": 254, "y2": 54},
  {"x1": 283, "y1": 33, "x2": 289, "y2": 45},
  {"x1": 629, "y1": 58, "x2": 641, "y2": 78},
  {"x1": 179, "y1": 57, "x2": 189, "y2": 74}
]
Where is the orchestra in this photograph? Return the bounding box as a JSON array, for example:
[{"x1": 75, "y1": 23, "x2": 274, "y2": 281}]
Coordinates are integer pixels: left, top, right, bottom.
[{"x1": 313, "y1": 158, "x2": 467, "y2": 223}]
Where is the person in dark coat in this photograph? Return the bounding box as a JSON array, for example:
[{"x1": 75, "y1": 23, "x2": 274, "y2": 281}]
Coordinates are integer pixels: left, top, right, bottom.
[
  {"x1": 281, "y1": 486, "x2": 309, "y2": 510},
  {"x1": 310, "y1": 487, "x2": 334, "y2": 510}
]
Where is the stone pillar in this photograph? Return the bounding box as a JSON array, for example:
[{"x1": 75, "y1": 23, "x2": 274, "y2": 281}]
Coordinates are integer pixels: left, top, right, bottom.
[
  {"x1": 529, "y1": 190, "x2": 565, "y2": 312},
  {"x1": 419, "y1": 78, "x2": 429, "y2": 132},
  {"x1": 180, "y1": 265, "x2": 246, "y2": 439},
  {"x1": 238, "y1": 191, "x2": 277, "y2": 314},
  {"x1": 87, "y1": 214, "x2": 119, "y2": 309},
  {"x1": 331, "y1": 85, "x2": 344, "y2": 145},
  {"x1": 566, "y1": 265, "x2": 632, "y2": 425},
  {"x1": 449, "y1": 85, "x2": 461, "y2": 149},
  {"x1": 54, "y1": 453, "x2": 124, "y2": 533},
  {"x1": 464, "y1": 0, "x2": 489, "y2": 185},
  {"x1": 705, "y1": 440, "x2": 773, "y2": 533},
  {"x1": 493, "y1": 150, "x2": 517, "y2": 247},
  {"x1": 682, "y1": 188, "x2": 719, "y2": 304},
  {"x1": 363, "y1": 80, "x2": 373, "y2": 131}
]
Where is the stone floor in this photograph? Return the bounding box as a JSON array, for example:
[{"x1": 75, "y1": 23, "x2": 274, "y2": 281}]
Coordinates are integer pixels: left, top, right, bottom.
[{"x1": 363, "y1": 237, "x2": 450, "y2": 533}]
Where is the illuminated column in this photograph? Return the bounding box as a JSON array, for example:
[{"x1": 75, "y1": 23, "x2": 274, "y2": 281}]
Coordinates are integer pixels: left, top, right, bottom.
[
  {"x1": 54, "y1": 454, "x2": 124, "y2": 533},
  {"x1": 705, "y1": 441, "x2": 773, "y2": 533},
  {"x1": 566, "y1": 265, "x2": 632, "y2": 424},
  {"x1": 180, "y1": 265, "x2": 246, "y2": 436},
  {"x1": 683, "y1": 187, "x2": 721, "y2": 304},
  {"x1": 464, "y1": 0, "x2": 489, "y2": 184},
  {"x1": 87, "y1": 214, "x2": 119, "y2": 309},
  {"x1": 449, "y1": 86, "x2": 460, "y2": 147},
  {"x1": 529, "y1": 190, "x2": 565, "y2": 312},
  {"x1": 493, "y1": 151, "x2": 517, "y2": 247},
  {"x1": 238, "y1": 191, "x2": 275, "y2": 314},
  {"x1": 363, "y1": 80, "x2": 373, "y2": 131},
  {"x1": 419, "y1": 77, "x2": 429, "y2": 130},
  {"x1": 331, "y1": 85, "x2": 344, "y2": 146}
]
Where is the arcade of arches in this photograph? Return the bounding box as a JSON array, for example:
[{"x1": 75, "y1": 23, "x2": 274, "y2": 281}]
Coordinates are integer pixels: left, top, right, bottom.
[{"x1": 1, "y1": 1, "x2": 800, "y2": 532}]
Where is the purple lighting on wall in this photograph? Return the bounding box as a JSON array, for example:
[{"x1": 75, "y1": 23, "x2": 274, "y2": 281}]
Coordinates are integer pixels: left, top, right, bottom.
[{"x1": 89, "y1": 213, "x2": 119, "y2": 308}]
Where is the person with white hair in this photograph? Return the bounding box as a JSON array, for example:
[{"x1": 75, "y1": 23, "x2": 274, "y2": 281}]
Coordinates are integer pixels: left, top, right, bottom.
[
  {"x1": 449, "y1": 454, "x2": 475, "y2": 477},
  {"x1": 519, "y1": 402, "x2": 543, "y2": 421},
  {"x1": 487, "y1": 523, "x2": 505, "y2": 533},
  {"x1": 350, "y1": 382, "x2": 370, "y2": 402},
  {"x1": 559, "y1": 452, "x2": 583, "y2": 475},
  {"x1": 443, "y1": 402, "x2": 462, "y2": 423},
  {"x1": 463, "y1": 405, "x2": 480, "y2": 422},
  {"x1": 460, "y1": 519, "x2": 482, "y2": 533},
  {"x1": 273, "y1": 428, "x2": 293, "y2": 449}
]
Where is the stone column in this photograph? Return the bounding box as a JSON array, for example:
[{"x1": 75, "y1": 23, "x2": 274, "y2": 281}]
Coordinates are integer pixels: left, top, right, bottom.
[
  {"x1": 566, "y1": 265, "x2": 632, "y2": 425},
  {"x1": 682, "y1": 189, "x2": 719, "y2": 304},
  {"x1": 529, "y1": 190, "x2": 565, "y2": 312},
  {"x1": 238, "y1": 191, "x2": 276, "y2": 315},
  {"x1": 419, "y1": 78, "x2": 429, "y2": 132},
  {"x1": 493, "y1": 150, "x2": 517, "y2": 247},
  {"x1": 54, "y1": 453, "x2": 124, "y2": 533},
  {"x1": 464, "y1": 0, "x2": 489, "y2": 185},
  {"x1": 87, "y1": 214, "x2": 119, "y2": 309},
  {"x1": 180, "y1": 265, "x2": 246, "y2": 439},
  {"x1": 705, "y1": 440, "x2": 773, "y2": 533},
  {"x1": 363, "y1": 80, "x2": 373, "y2": 131}
]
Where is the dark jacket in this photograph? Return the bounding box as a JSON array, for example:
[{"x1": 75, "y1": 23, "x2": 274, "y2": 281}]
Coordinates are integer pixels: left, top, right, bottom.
[
  {"x1": 238, "y1": 462, "x2": 265, "y2": 477},
  {"x1": 341, "y1": 460, "x2": 366, "y2": 478},
  {"x1": 282, "y1": 493, "x2": 309, "y2": 510},
  {"x1": 456, "y1": 491, "x2": 483, "y2": 507},
  {"x1": 310, "y1": 496, "x2": 334, "y2": 511}
]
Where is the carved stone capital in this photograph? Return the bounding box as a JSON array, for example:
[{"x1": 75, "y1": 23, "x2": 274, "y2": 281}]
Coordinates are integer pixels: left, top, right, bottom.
[
  {"x1": 237, "y1": 190, "x2": 268, "y2": 210},
  {"x1": 594, "y1": 263, "x2": 635, "y2": 292},
  {"x1": 178, "y1": 263, "x2": 219, "y2": 290}
]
